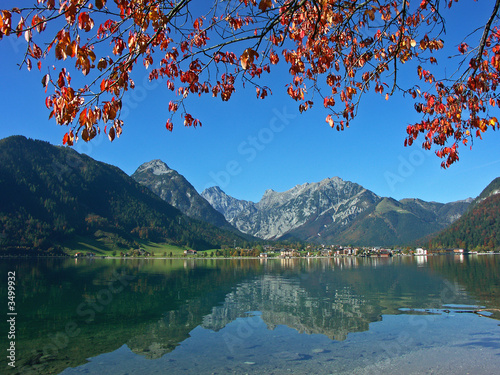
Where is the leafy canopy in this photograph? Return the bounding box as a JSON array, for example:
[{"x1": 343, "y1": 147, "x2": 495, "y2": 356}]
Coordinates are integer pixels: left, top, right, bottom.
[{"x1": 1, "y1": 0, "x2": 499, "y2": 167}]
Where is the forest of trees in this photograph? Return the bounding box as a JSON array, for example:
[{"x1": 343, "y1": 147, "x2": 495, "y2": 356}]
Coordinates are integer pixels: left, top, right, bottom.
[
  {"x1": 0, "y1": 136, "x2": 248, "y2": 253},
  {"x1": 430, "y1": 193, "x2": 500, "y2": 251}
]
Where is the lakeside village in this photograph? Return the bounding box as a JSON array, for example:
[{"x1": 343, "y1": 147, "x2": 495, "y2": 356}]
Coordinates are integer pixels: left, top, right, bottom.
[{"x1": 74, "y1": 245, "x2": 494, "y2": 259}]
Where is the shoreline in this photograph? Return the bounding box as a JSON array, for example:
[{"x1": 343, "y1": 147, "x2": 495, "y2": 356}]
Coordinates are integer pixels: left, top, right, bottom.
[{"x1": 2, "y1": 253, "x2": 500, "y2": 260}]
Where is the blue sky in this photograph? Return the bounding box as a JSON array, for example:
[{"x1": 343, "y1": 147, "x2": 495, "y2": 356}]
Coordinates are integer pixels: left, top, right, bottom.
[{"x1": 0, "y1": 0, "x2": 499, "y2": 204}]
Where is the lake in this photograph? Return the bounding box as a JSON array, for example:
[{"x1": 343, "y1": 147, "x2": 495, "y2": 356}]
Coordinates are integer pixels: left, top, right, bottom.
[{"x1": 1, "y1": 255, "x2": 500, "y2": 374}]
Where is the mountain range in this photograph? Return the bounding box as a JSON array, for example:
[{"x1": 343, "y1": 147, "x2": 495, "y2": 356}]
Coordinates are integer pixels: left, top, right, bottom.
[
  {"x1": 201, "y1": 179, "x2": 472, "y2": 246},
  {"x1": 0, "y1": 135, "x2": 497, "y2": 251}
]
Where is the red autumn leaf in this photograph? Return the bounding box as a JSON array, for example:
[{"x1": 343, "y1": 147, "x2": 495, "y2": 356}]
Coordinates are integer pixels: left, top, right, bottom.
[
  {"x1": 114, "y1": 120, "x2": 123, "y2": 138},
  {"x1": 41, "y1": 74, "x2": 50, "y2": 91},
  {"x1": 0, "y1": 0, "x2": 497, "y2": 169},
  {"x1": 108, "y1": 126, "x2": 115, "y2": 141},
  {"x1": 97, "y1": 58, "x2": 108, "y2": 71},
  {"x1": 78, "y1": 13, "x2": 94, "y2": 32},
  {"x1": 168, "y1": 101, "x2": 178, "y2": 113},
  {"x1": 184, "y1": 114, "x2": 194, "y2": 127},
  {"x1": 166, "y1": 119, "x2": 173, "y2": 131}
]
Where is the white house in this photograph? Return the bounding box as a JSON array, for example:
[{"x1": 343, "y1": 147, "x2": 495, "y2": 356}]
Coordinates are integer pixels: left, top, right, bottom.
[{"x1": 415, "y1": 248, "x2": 427, "y2": 255}]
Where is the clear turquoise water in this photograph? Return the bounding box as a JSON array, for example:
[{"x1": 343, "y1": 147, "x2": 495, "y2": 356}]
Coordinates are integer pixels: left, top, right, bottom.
[{"x1": 1, "y1": 255, "x2": 499, "y2": 374}]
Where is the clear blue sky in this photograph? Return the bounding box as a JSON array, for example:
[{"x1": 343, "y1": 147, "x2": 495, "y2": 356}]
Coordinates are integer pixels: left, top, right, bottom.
[{"x1": 0, "y1": 0, "x2": 499, "y2": 203}]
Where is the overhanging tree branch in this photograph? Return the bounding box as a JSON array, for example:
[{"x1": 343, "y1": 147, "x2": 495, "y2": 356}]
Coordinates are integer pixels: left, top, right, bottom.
[{"x1": 0, "y1": 0, "x2": 499, "y2": 167}]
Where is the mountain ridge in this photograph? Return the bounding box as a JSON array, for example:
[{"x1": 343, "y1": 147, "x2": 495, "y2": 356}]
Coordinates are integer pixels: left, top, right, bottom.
[
  {"x1": 429, "y1": 177, "x2": 500, "y2": 251},
  {"x1": 202, "y1": 177, "x2": 472, "y2": 246}
]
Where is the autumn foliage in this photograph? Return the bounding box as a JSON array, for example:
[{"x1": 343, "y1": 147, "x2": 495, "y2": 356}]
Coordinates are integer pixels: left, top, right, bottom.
[{"x1": 1, "y1": 0, "x2": 499, "y2": 167}]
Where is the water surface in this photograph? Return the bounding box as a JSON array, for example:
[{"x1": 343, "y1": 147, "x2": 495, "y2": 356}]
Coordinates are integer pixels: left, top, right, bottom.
[{"x1": 1, "y1": 255, "x2": 499, "y2": 374}]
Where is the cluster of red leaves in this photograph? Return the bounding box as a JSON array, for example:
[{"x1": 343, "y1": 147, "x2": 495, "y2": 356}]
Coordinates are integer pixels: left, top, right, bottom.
[
  {"x1": 0, "y1": 0, "x2": 499, "y2": 167},
  {"x1": 407, "y1": 25, "x2": 500, "y2": 167}
]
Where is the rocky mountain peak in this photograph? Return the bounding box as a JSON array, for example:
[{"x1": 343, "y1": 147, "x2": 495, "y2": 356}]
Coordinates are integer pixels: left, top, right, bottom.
[
  {"x1": 132, "y1": 161, "x2": 233, "y2": 230},
  {"x1": 204, "y1": 186, "x2": 224, "y2": 195},
  {"x1": 322, "y1": 176, "x2": 344, "y2": 185},
  {"x1": 135, "y1": 159, "x2": 173, "y2": 176}
]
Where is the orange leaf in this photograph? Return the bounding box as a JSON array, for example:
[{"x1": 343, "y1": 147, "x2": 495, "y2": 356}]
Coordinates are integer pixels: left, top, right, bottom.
[
  {"x1": 79, "y1": 108, "x2": 88, "y2": 127},
  {"x1": 0, "y1": 10, "x2": 12, "y2": 37},
  {"x1": 63, "y1": 131, "x2": 74, "y2": 146},
  {"x1": 240, "y1": 48, "x2": 259, "y2": 70}
]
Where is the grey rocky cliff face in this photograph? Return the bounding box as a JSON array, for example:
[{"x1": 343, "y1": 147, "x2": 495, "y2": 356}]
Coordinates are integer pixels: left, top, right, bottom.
[
  {"x1": 135, "y1": 162, "x2": 473, "y2": 245},
  {"x1": 202, "y1": 177, "x2": 381, "y2": 240},
  {"x1": 201, "y1": 186, "x2": 257, "y2": 222},
  {"x1": 201, "y1": 177, "x2": 471, "y2": 245}
]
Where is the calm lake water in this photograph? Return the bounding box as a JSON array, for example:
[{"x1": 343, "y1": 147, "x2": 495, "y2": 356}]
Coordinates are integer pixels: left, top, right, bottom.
[{"x1": 1, "y1": 255, "x2": 500, "y2": 374}]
